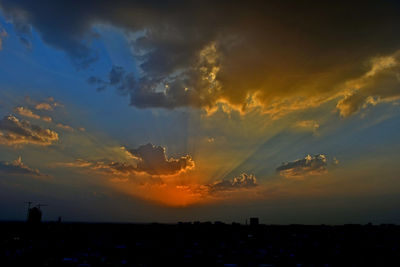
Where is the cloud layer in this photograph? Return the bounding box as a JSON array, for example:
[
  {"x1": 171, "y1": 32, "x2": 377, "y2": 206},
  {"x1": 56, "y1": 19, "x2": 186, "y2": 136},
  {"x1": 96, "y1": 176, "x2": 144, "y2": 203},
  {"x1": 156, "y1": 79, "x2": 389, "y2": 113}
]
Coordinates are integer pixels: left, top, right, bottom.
[
  {"x1": 0, "y1": 26, "x2": 7, "y2": 50},
  {"x1": 336, "y1": 51, "x2": 400, "y2": 117},
  {"x1": 208, "y1": 173, "x2": 258, "y2": 193},
  {"x1": 0, "y1": 115, "x2": 59, "y2": 146},
  {"x1": 129, "y1": 143, "x2": 194, "y2": 175},
  {"x1": 14, "y1": 106, "x2": 52, "y2": 122},
  {"x1": 0, "y1": 156, "x2": 49, "y2": 178},
  {"x1": 277, "y1": 154, "x2": 328, "y2": 178},
  {"x1": 59, "y1": 143, "x2": 194, "y2": 177},
  {"x1": 2, "y1": 1, "x2": 400, "y2": 116}
]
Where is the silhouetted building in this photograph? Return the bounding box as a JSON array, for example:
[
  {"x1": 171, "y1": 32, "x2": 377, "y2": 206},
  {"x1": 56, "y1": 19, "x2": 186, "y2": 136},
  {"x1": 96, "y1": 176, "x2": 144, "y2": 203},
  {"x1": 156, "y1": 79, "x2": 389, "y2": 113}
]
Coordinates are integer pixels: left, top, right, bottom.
[
  {"x1": 249, "y1": 217, "x2": 259, "y2": 226},
  {"x1": 1, "y1": 222, "x2": 400, "y2": 266},
  {"x1": 27, "y1": 207, "x2": 42, "y2": 224}
]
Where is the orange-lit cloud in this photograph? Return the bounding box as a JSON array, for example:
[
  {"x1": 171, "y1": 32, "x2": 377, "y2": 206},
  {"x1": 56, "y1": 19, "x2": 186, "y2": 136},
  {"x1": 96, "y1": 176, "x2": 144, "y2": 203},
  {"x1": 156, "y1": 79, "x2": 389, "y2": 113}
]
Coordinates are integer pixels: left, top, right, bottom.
[
  {"x1": 14, "y1": 106, "x2": 52, "y2": 122},
  {"x1": 108, "y1": 172, "x2": 260, "y2": 207},
  {"x1": 129, "y1": 143, "x2": 195, "y2": 176},
  {"x1": 55, "y1": 145, "x2": 262, "y2": 206},
  {"x1": 277, "y1": 154, "x2": 329, "y2": 178},
  {"x1": 4, "y1": 1, "x2": 400, "y2": 118},
  {"x1": 294, "y1": 120, "x2": 320, "y2": 133},
  {"x1": 26, "y1": 96, "x2": 63, "y2": 111},
  {"x1": 56, "y1": 157, "x2": 201, "y2": 206},
  {"x1": 56, "y1": 123, "x2": 74, "y2": 132},
  {"x1": 336, "y1": 51, "x2": 400, "y2": 117},
  {"x1": 0, "y1": 156, "x2": 50, "y2": 178},
  {"x1": 35, "y1": 102, "x2": 53, "y2": 111},
  {"x1": 57, "y1": 143, "x2": 195, "y2": 177},
  {"x1": 207, "y1": 173, "x2": 258, "y2": 193},
  {"x1": 0, "y1": 115, "x2": 58, "y2": 146}
]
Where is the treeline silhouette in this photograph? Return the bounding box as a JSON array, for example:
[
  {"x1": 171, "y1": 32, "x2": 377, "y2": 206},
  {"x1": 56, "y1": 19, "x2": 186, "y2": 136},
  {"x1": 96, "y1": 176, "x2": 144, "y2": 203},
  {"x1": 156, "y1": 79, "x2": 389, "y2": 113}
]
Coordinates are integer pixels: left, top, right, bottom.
[{"x1": 0, "y1": 221, "x2": 399, "y2": 266}]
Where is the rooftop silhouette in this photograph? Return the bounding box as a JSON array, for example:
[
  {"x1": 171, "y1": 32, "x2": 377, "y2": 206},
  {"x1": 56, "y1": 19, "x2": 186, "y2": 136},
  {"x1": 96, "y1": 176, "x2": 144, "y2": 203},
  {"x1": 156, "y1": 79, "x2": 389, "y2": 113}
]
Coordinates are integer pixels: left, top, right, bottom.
[{"x1": 0, "y1": 221, "x2": 399, "y2": 266}]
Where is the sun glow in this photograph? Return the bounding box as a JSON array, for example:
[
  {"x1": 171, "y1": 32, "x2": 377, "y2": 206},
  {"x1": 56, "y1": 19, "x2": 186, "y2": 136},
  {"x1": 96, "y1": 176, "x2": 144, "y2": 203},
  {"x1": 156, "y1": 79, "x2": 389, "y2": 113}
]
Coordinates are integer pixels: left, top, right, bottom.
[{"x1": 117, "y1": 182, "x2": 209, "y2": 207}]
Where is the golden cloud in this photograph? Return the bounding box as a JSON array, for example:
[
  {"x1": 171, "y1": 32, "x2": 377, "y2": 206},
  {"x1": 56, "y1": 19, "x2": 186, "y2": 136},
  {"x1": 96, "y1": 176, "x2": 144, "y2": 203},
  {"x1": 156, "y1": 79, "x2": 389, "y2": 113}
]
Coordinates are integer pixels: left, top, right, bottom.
[
  {"x1": 0, "y1": 156, "x2": 50, "y2": 178},
  {"x1": 14, "y1": 106, "x2": 53, "y2": 122},
  {"x1": 0, "y1": 115, "x2": 58, "y2": 146},
  {"x1": 336, "y1": 50, "x2": 400, "y2": 117},
  {"x1": 4, "y1": 1, "x2": 400, "y2": 118},
  {"x1": 277, "y1": 154, "x2": 329, "y2": 178}
]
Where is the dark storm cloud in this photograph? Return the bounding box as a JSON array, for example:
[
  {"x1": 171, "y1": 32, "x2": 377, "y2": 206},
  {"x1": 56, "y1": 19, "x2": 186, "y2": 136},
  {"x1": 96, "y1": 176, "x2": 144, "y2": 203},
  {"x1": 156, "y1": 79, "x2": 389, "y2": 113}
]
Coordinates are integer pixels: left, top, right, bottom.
[
  {"x1": 129, "y1": 143, "x2": 194, "y2": 175},
  {"x1": 208, "y1": 173, "x2": 258, "y2": 193},
  {"x1": 2, "y1": 1, "x2": 400, "y2": 114},
  {"x1": 88, "y1": 65, "x2": 134, "y2": 94},
  {"x1": 0, "y1": 115, "x2": 58, "y2": 146},
  {"x1": 276, "y1": 154, "x2": 328, "y2": 178},
  {"x1": 0, "y1": 156, "x2": 49, "y2": 178}
]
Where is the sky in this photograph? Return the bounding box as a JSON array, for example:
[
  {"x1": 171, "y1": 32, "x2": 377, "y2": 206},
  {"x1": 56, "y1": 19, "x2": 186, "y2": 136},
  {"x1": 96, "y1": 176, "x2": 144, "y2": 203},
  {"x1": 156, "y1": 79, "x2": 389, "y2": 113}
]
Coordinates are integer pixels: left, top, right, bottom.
[{"x1": 1, "y1": 0, "x2": 400, "y2": 224}]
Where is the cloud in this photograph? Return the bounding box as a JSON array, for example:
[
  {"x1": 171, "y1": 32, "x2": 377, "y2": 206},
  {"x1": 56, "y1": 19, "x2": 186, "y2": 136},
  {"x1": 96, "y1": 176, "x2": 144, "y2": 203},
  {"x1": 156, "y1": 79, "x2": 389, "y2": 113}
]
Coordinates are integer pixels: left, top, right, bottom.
[
  {"x1": 0, "y1": 156, "x2": 49, "y2": 178},
  {"x1": 294, "y1": 120, "x2": 320, "y2": 133},
  {"x1": 58, "y1": 159, "x2": 138, "y2": 176},
  {"x1": 26, "y1": 96, "x2": 63, "y2": 110},
  {"x1": 277, "y1": 154, "x2": 329, "y2": 178},
  {"x1": 2, "y1": 1, "x2": 400, "y2": 116},
  {"x1": 35, "y1": 102, "x2": 53, "y2": 111},
  {"x1": 207, "y1": 137, "x2": 215, "y2": 143},
  {"x1": 56, "y1": 123, "x2": 74, "y2": 132},
  {"x1": 14, "y1": 106, "x2": 40, "y2": 119},
  {"x1": 207, "y1": 173, "x2": 258, "y2": 193},
  {"x1": 25, "y1": 96, "x2": 64, "y2": 112},
  {"x1": 0, "y1": 26, "x2": 7, "y2": 50},
  {"x1": 88, "y1": 65, "x2": 133, "y2": 95},
  {"x1": 58, "y1": 143, "x2": 195, "y2": 176},
  {"x1": 129, "y1": 143, "x2": 195, "y2": 175},
  {"x1": 92, "y1": 161, "x2": 137, "y2": 176},
  {"x1": 0, "y1": 115, "x2": 59, "y2": 146},
  {"x1": 336, "y1": 51, "x2": 400, "y2": 117},
  {"x1": 14, "y1": 106, "x2": 52, "y2": 122},
  {"x1": 56, "y1": 158, "x2": 93, "y2": 168}
]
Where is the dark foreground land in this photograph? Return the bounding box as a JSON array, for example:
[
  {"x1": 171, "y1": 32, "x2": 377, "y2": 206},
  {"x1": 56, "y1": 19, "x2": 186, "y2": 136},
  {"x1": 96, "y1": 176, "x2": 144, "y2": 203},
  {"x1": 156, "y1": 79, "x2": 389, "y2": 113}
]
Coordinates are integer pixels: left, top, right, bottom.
[{"x1": 0, "y1": 222, "x2": 399, "y2": 267}]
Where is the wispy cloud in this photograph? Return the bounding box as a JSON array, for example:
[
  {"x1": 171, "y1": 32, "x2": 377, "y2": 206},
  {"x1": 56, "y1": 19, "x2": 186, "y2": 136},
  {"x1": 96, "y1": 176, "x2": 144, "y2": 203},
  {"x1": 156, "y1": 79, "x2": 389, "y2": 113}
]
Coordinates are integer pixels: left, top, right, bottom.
[
  {"x1": 56, "y1": 123, "x2": 74, "y2": 132},
  {"x1": 14, "y1": 106, "x2": 52, "y2": 122},
  {"x1": 0, "y1": 26, "x2": 7, "y2": 50},
  {"x1": 336, "y1": 51, "x2": 400, "y2": 117},
  {"x1": 294, "y1": 120, "x2": 320, "y2": 134},
  {"x1": 0, "y1": 156, "x2": 50, "y2": 178}
]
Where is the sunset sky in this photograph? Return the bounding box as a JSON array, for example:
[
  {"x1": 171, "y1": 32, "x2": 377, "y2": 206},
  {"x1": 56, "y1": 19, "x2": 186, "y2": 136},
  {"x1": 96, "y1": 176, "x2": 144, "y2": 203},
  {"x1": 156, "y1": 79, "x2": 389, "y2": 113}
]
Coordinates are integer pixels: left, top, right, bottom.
[{"x1": 1, "y1": 0, "x2": 400, "y2": 224}]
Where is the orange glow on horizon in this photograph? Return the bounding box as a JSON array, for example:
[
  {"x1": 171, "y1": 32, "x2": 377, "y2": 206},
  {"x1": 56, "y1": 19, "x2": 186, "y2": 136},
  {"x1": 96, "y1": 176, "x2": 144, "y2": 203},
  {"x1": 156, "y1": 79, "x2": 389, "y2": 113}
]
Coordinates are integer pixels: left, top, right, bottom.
[{"x1": 109, "y1": 179, "x2": 212, "y2": 207}]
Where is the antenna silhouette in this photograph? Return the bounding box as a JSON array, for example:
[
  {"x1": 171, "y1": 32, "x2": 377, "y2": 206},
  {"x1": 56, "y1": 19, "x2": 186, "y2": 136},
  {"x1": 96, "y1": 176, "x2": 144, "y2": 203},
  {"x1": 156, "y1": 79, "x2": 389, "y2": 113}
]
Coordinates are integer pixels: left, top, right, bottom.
[{"x1": 25, "y1": 201, "x2": 33, "y2": 220}]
